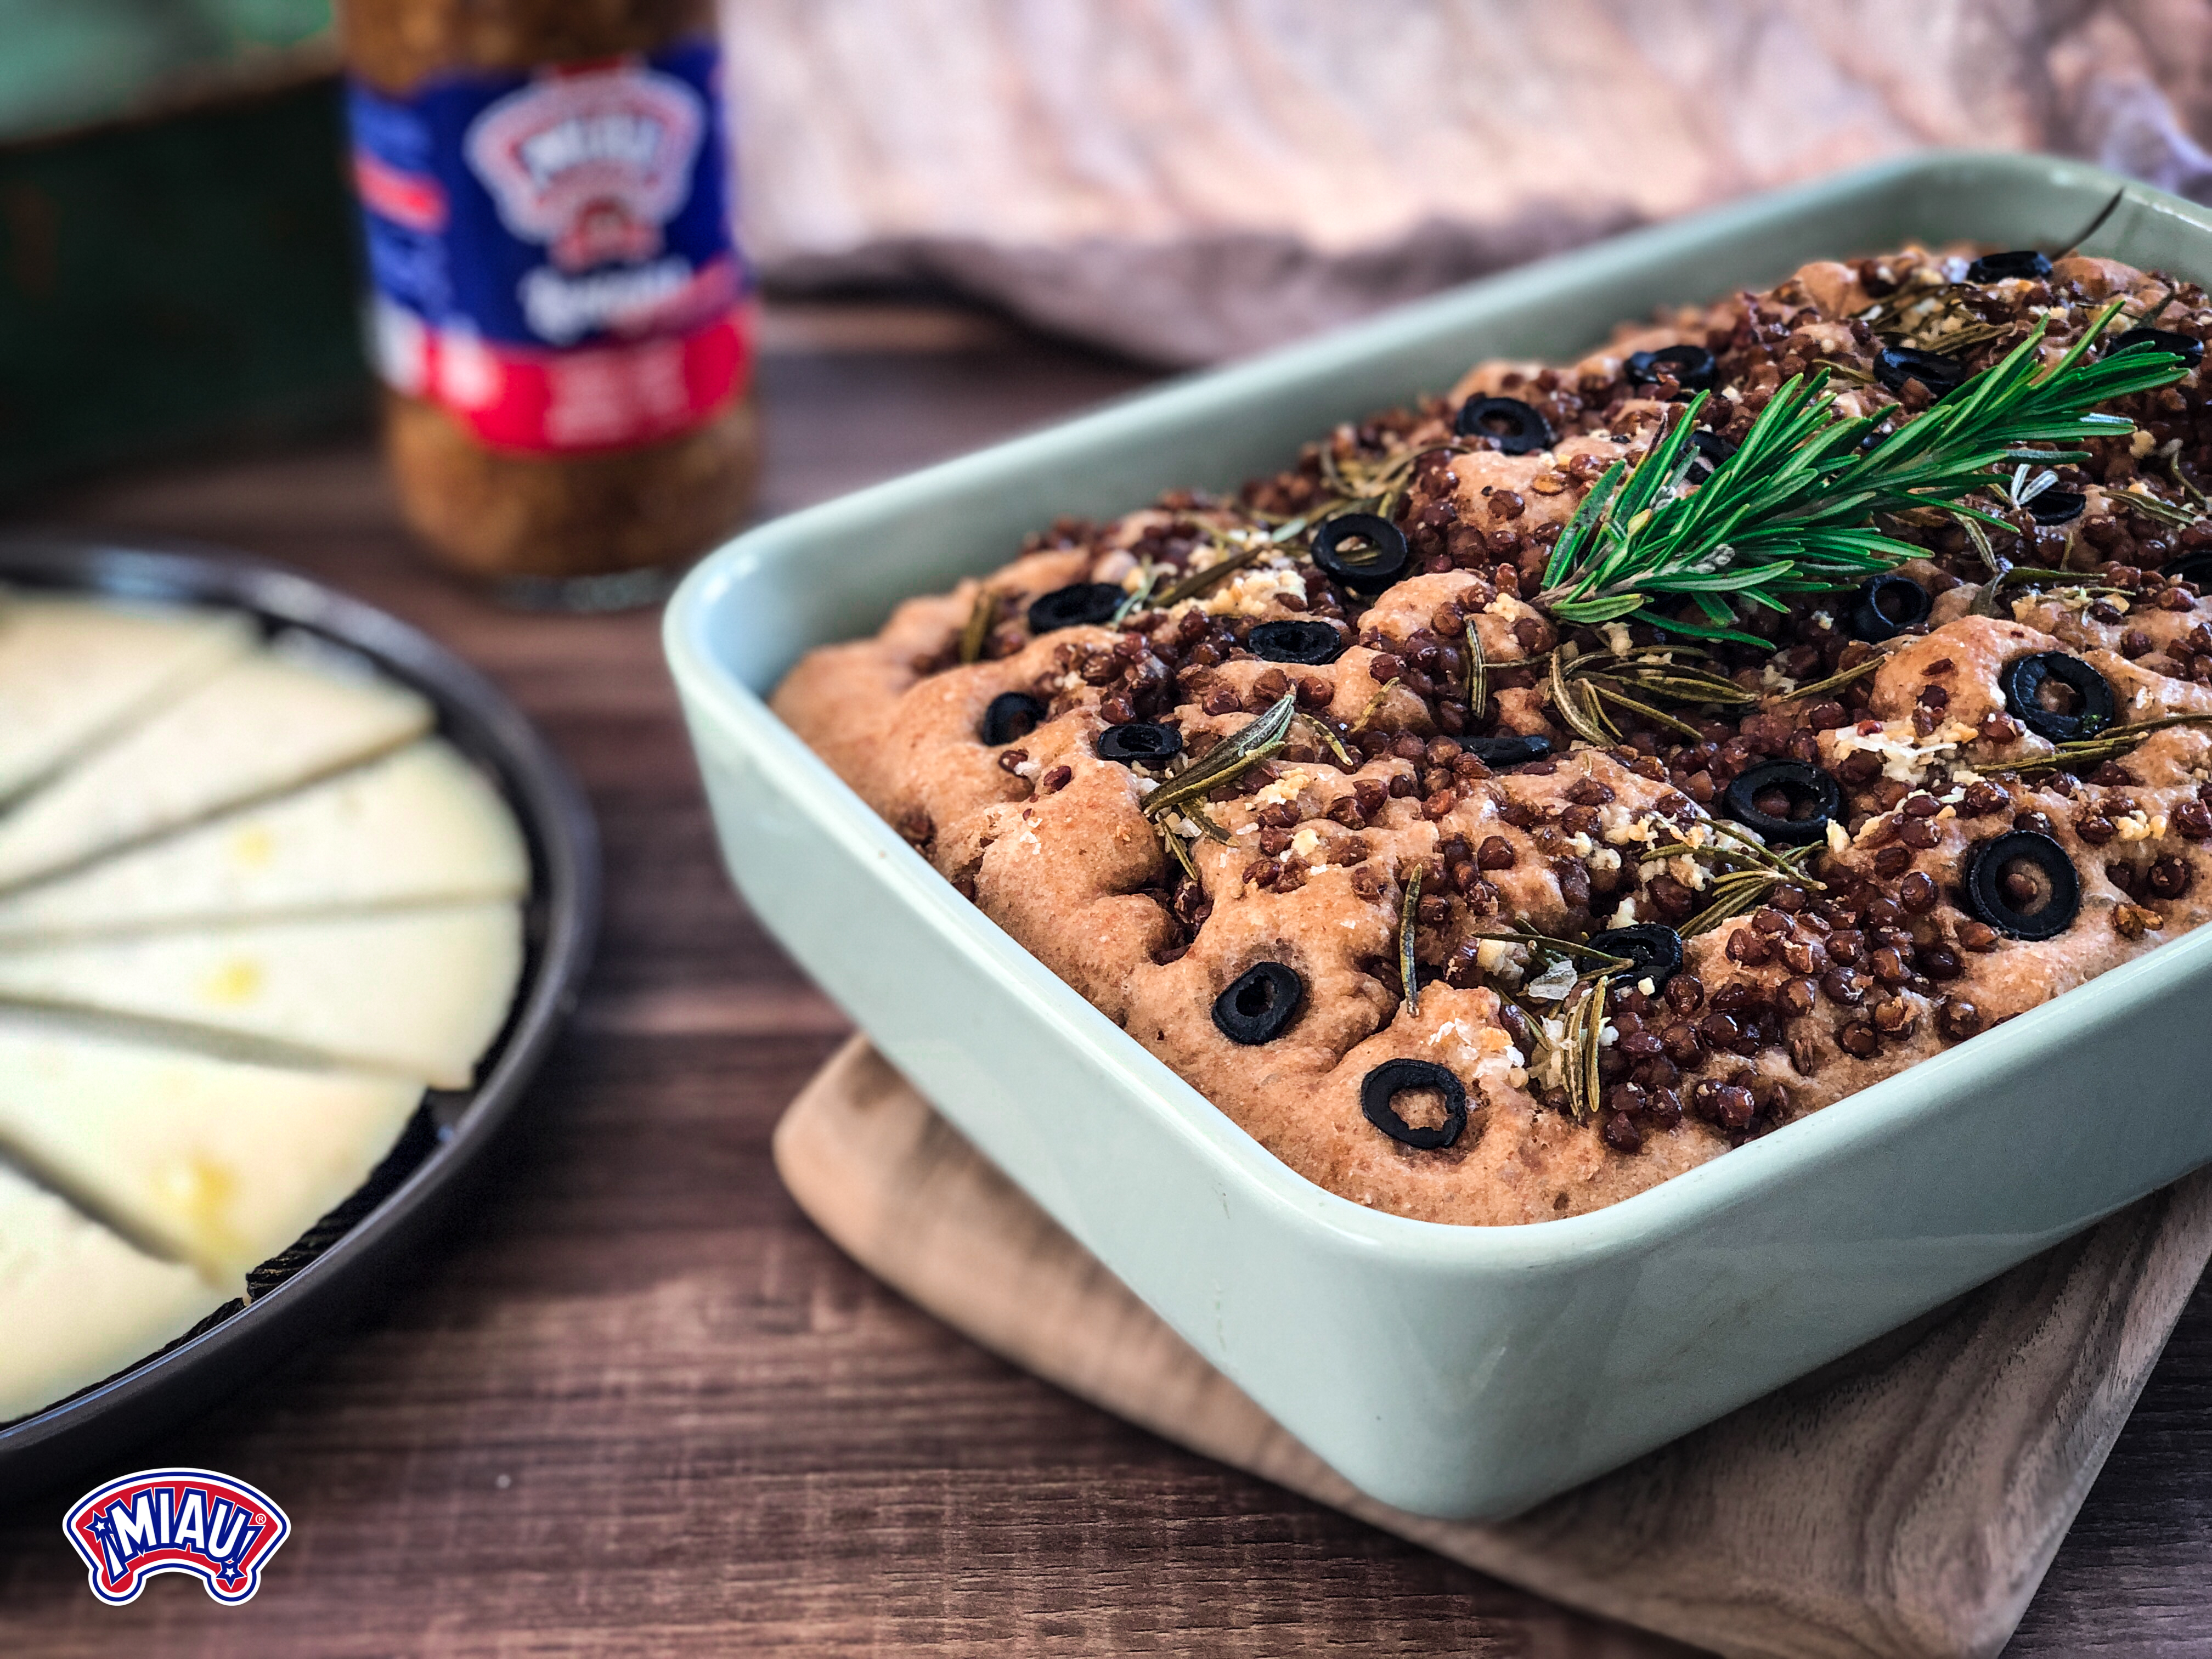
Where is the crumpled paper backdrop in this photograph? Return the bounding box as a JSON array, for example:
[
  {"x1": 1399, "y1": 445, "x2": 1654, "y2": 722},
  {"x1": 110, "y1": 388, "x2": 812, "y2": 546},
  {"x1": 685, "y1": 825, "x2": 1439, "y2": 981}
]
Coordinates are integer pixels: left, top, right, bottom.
[{"x1": 725, "y1": 0, "x2": 2212, "y2": 362}]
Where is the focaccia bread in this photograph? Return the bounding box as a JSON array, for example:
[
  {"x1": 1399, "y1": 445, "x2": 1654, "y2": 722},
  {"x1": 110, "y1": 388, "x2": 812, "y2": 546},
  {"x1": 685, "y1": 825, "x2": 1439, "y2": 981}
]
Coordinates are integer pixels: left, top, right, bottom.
[{"x1": 776, "y1": 245, "x2": 2212, "y2": 1225}]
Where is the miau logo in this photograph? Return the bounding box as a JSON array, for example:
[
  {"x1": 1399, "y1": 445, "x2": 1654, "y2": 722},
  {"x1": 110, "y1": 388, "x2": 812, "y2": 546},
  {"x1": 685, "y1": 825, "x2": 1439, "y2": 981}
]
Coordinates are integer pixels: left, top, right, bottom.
[
  {"x1": 463, "y1": 63, "x2": 706, "y2": 274},
  {"x1": 64, "y1": 1468, "x2": 290, "y2": 1605}
]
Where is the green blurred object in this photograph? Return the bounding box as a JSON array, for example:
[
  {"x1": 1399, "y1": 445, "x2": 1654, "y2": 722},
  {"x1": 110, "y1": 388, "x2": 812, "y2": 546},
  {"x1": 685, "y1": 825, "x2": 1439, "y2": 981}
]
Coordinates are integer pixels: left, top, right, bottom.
[{"x1": 0, "y1": 0, "x2": 366, "y2": 500}]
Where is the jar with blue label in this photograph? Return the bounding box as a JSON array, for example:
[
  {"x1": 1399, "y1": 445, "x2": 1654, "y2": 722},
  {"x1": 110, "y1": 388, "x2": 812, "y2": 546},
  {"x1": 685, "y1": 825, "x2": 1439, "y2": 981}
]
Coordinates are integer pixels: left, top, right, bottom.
[{"x1": 340, "y1": 0, "x2": 758, "y2": 607}]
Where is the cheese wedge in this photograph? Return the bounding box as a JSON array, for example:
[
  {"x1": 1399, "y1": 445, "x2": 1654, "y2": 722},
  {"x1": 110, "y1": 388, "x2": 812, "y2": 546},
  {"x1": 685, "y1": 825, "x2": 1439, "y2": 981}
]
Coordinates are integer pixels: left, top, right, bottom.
[
  {"x1": 0, "y1": 1162, "x2": 224, "y2": 1424},
  {"x1": 0, "y1": 596, "x2": 252, "y2": 805},
  {"x1": 0, "y1": 636, "x2": 434, "y2": 891},
  {"x1": 0, "y1": 902, "x2": 523, "y2": 1088},
  {"x1": 0, "y1": 1018, "x2": 422, "y2": 1287},
  {"x1": 0, "y1": 740, "x2": 529, "y2": 940}
]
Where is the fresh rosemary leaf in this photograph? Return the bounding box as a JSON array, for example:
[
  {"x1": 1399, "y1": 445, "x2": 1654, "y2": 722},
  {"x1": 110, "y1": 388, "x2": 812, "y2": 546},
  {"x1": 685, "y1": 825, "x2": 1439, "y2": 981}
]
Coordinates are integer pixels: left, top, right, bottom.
[
  {"x1": 1465, "y1": 620, "x2": 1486, "y2": 719},
  {"x1": 1400, "y1": 865, "x2": 1423, "y2": 1017},
  {"x1": 1141, "y1": 693, "x2": 1298, "y2": 820}
]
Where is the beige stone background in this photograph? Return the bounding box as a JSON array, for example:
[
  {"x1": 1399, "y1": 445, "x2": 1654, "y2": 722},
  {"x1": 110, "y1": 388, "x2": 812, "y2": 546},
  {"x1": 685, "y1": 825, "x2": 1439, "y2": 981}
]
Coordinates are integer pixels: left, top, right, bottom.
[{"x1": 724, "y1": 0, "x2": 2212, "y2": 361}]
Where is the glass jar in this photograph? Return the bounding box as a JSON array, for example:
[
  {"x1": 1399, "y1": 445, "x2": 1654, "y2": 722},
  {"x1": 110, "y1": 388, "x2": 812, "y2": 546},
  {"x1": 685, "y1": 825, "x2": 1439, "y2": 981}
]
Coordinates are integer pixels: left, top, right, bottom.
[{"x1": 339, "y1": 0, "x2": 759, "y2": 607}]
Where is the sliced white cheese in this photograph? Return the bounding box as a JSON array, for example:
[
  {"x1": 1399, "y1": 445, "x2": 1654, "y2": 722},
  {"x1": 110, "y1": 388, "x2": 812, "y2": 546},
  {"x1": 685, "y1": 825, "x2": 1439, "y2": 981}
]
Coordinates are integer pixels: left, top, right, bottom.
[
  {"x1": 0, "y1": 1017, "x2": 421, "y2": 1288},
  {"x1": 0, "y1": 1161, "x2": 223, "y2": 1424},
  {"x1": 0, "y1": 638, "x2": 434, "y2": 891},
  {"x1": 0, "y1": 902, "x2": 523, "y2": 1088},
  {"x1": 0, "y1": 740, "x2": 528, "y2": 940},
  {"x1": 0, "y1": 596, "x2": 252, "y2": 805}
]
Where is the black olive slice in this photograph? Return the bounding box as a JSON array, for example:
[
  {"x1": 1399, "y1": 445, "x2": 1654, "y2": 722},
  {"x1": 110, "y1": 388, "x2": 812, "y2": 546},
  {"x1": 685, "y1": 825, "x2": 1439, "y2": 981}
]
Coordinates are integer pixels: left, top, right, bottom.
[
  {"x1": 1213, "y1": 962, "x2": 1304, "y2": 1045},
  {"x1": 1454, "y1": 396, "x2": 1554, "y2": 455},
  {"x1": 1246, "y1": 619, "x2": 1345, "y2": 665},
  {"x1": 1360, "y1": 1058, "x2": 1469, "y2": 1150},
  {"x1": 2170, "y1": 549, "x2": 2212, "y2": 588},
  {"x1": 1685, "y1": 429, "x2": 1736, "y2": 485},
  {"x1": 1465, "y1": 733, "x2": 1553, "y2": 768},
  {"x1": 1311, "y1": 512, "x2": 1412, "y2": 594},
  {"x1": 1027, "y1": 583, "x2": 1126, "y2": 633},
  {"x1": 1965, "y1": 249, "x2": 2052, "y2": 284},
  {"x1": 1874, "y1": 346, "x2": 1970, "y2": 399},
  {"x1": 1096, "y1": 721, "x2": 1182, "y2": 765},
  {"x1": 1848, "y1": 572, "x2": 1932, "y2": 642},
  {"x1": 1965, "y1": 830, "x2": 2081, "y2": 941},
  {"x1": 1722, "y1": 760, "x2": 1840, "y2": 845},
  {"x1": 2110, "y1": 328, "x2": 2206, "y2": 371},
  {"x1": 1588, "y1": 923, "x2": 1685, "y2": 990},
  {"x1": 1625, "y1": 343, "x2": 1718, "y2": 395},
  {"x1": 980, "y1": 692, "x2": 1048, "y2": 746},
  {"x1": 2027, "y1": 487, "x2": 2086, "y2": 526},
  {"x1": 2000, "y1": 652, "x2": 2115, "y2": 743}
]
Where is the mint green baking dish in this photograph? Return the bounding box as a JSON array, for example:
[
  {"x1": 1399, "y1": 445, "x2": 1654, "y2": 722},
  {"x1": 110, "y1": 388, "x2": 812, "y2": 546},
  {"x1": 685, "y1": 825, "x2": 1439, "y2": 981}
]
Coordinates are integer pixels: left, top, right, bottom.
[{"x1": 667, "y1": 151, "x2": 2212, "y2": 1520}]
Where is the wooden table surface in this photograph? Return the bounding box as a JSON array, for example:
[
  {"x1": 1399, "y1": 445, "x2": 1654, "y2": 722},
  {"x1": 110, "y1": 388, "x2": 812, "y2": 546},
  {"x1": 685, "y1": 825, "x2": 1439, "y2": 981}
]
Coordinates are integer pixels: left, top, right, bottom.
[{"x1": 2, "y1": 307, "x2": 2209, "y2": 1656}]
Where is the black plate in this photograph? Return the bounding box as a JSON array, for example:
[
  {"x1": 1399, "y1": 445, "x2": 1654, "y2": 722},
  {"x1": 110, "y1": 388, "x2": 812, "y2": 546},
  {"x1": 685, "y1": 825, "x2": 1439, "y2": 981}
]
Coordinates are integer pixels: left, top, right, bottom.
[{"x1": 0, "y1": 535, "x2": 600, "y2": 1499}]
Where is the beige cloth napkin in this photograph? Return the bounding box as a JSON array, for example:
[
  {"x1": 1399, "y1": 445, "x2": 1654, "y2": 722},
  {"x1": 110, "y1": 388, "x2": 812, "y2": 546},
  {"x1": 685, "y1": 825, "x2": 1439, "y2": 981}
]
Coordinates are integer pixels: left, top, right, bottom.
[
  {"x1": 775, "y1": 1038, "x2": 2212, "y2": 1659},
  {"x1": 727, "y1": 0, "x2": 2212, "y2": 362}
]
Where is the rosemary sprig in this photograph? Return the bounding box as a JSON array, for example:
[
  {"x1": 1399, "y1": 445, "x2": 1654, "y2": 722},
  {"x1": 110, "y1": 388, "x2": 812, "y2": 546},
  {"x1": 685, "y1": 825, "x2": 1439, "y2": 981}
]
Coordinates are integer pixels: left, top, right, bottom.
[
  {"x1": 1532, "y1": 305, "x2": 2188, "y2": 642},
  {"x1": 1141, "y1": 693, "x2": 1299, "y2": 822},
  {"x1": 2014, "y1": 712, "x2": 2212, "y2": 772},
  {"x1": 1399, "y1": 865, "x2": 1423, "y2": 1016}
]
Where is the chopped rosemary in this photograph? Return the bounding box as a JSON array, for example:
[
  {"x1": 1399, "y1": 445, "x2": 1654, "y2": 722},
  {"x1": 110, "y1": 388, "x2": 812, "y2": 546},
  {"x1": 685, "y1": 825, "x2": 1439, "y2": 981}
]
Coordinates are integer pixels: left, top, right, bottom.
[
  {"x1": 957, "y1": 589, "x2": 994, "y2": 664},
  {"x1": 1465, "y1": 620, "x2": 1486, "y2": 720},
  {"x1": 1533, "y1": 304, "x2": 2188, "y2": 642},
  {"x1": 1141, "y1": 693, "x2": 1298, "y2": 822},
  {"x1": 1399, "y1": 865, "x2": 1423, "y2": 1015}
]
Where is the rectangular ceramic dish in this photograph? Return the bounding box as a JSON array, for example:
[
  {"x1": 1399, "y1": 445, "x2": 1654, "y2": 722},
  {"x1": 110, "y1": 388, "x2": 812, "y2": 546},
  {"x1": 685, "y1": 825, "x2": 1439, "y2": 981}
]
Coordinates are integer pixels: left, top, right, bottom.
[{"x1": 667, "y1": 151, "x2": 2212, "y2": 1519}]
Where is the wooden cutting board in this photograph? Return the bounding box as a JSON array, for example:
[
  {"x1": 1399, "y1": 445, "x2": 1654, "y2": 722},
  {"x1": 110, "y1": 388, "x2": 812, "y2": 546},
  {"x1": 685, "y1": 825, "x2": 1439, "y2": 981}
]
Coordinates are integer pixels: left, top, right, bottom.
[{"x1": 774, "y1": 1038, "x2": 2212, "y2": 1659}]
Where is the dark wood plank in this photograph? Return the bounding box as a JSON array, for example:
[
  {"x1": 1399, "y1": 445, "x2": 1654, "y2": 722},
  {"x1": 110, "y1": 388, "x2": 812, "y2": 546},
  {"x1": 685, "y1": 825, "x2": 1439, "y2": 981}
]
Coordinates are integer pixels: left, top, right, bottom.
[{"x1": 0, "y1": 313, "x2": 2203, "y2": 1654}]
